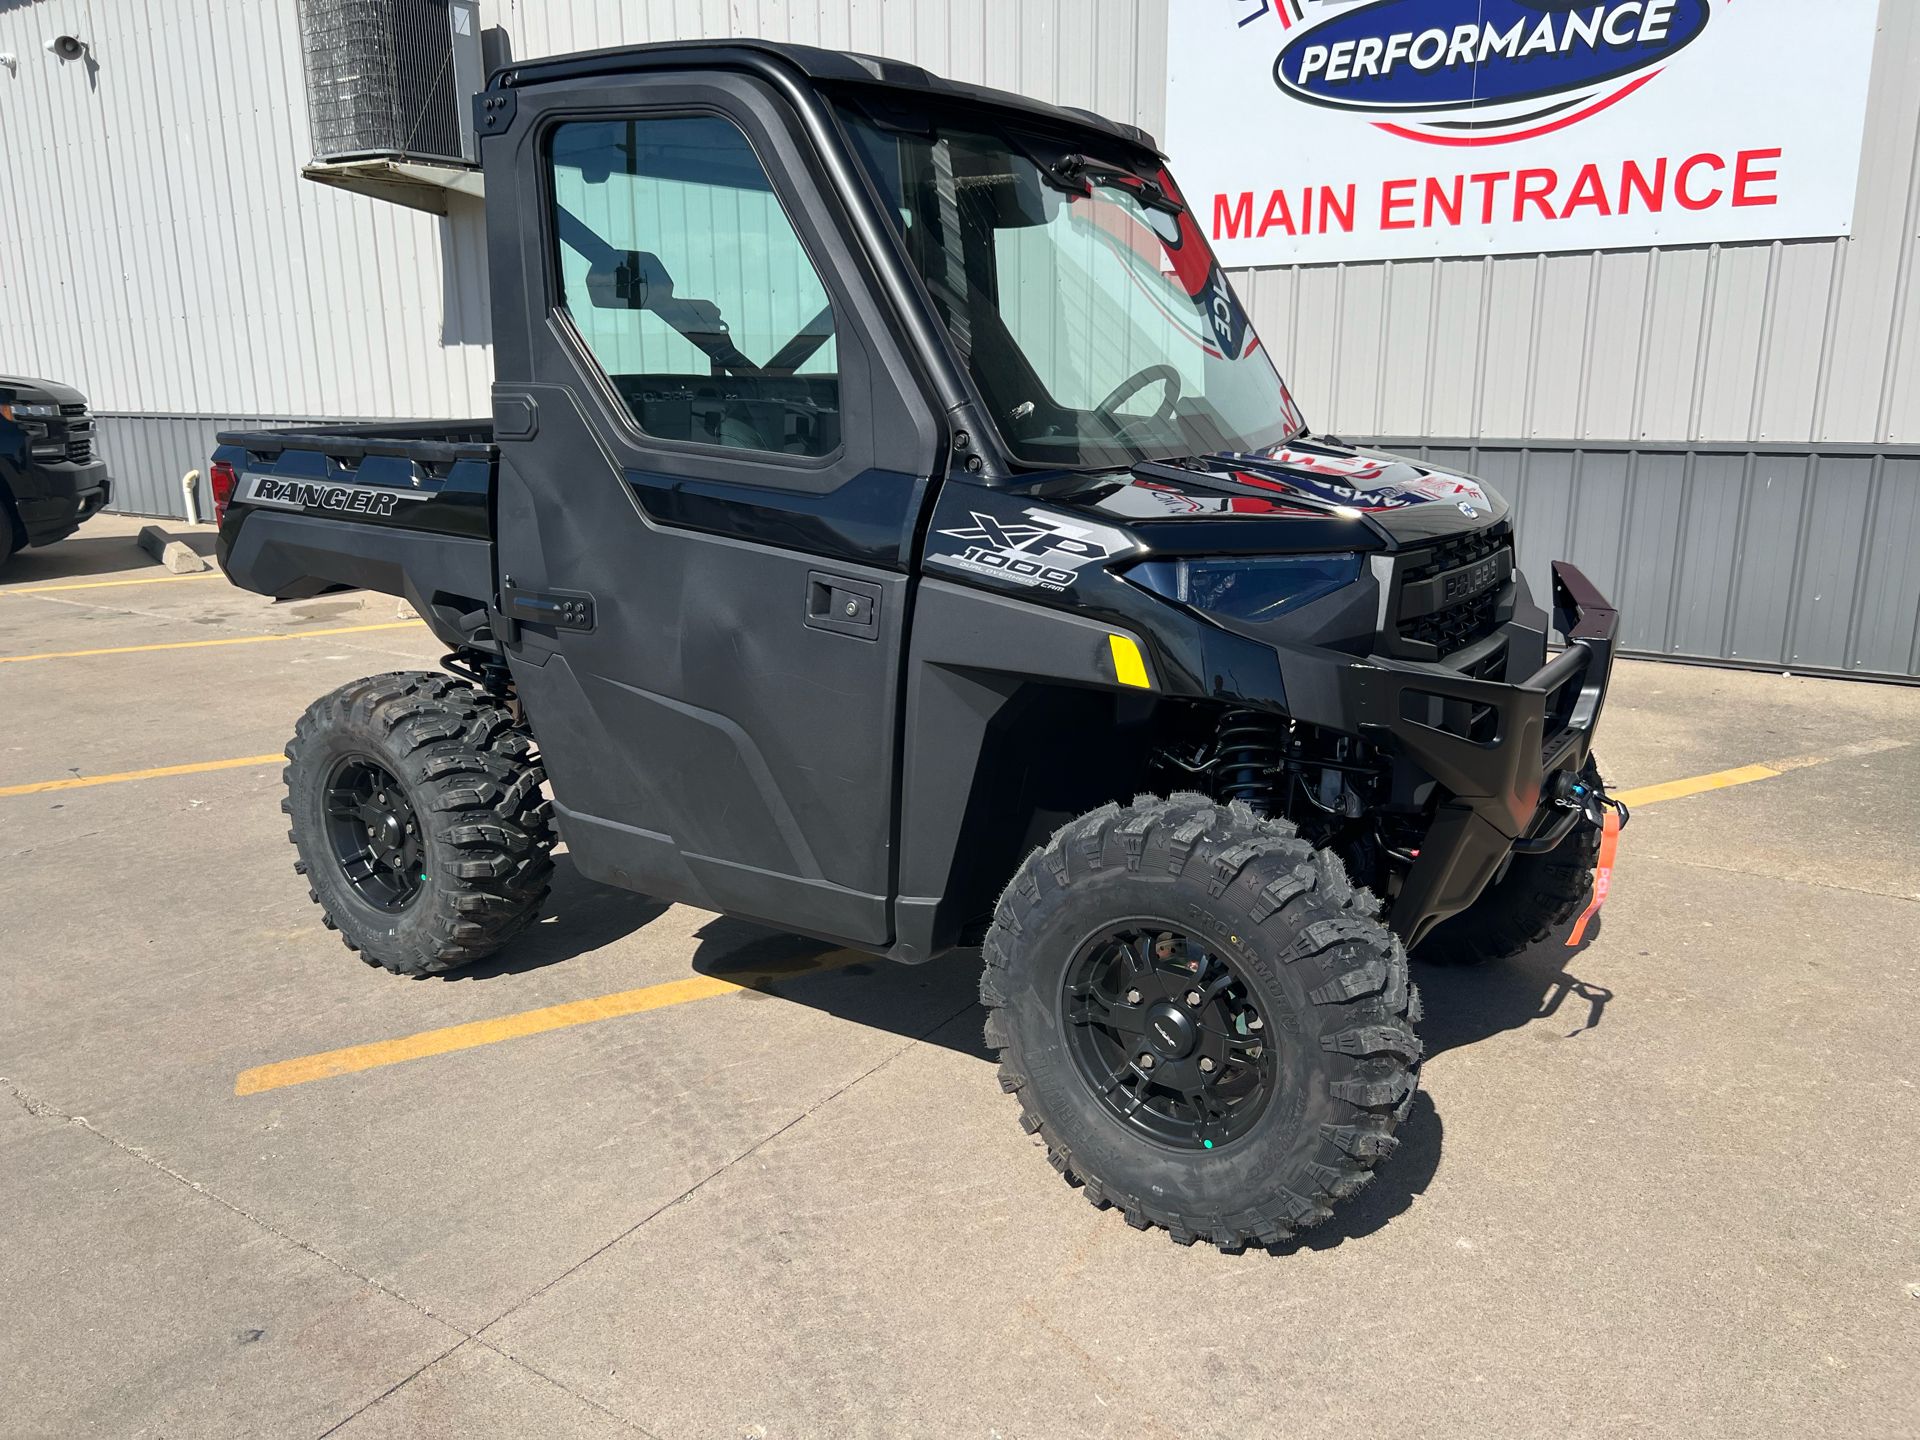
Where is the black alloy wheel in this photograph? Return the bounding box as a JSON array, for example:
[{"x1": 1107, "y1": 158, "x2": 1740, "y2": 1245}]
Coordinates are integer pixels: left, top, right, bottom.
[
  {"x1": 323, "y1": 754, "x2": 424, "y2": 911},
  {"x1": 982, "y1": 794, "x2": 1420, "y2": 1251},
  {"x1": 1062, "y1": 923, "x2": 1276, "y2": 1151},
  {"x1": 285, "y1": 672, "x2": 556, "y2": 976}
]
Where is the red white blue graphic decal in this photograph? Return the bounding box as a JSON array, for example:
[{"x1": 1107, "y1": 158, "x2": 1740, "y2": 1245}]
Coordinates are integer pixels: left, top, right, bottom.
[{"x1": 1272, "y1": 0, "x2": 1711, "y2": 147}]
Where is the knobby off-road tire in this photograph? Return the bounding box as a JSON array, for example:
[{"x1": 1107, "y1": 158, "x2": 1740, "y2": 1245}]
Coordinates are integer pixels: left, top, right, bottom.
[
  {"x1": 1416, "y1": 756, "x2": 1608, "y2": 967},
  {"x1": 981, "y1": 794, "x2": 1421, "y2": 1252},
  {"x1": 283, "y1": 672, "x2": 555, "y2": 977}
]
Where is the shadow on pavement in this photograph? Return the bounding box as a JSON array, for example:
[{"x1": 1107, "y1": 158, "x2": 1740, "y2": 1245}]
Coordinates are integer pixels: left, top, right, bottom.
[
  {"x1": 450, "y1": 856, "x2": 669, "y2": 981},
  {"x1": 1278, "y1": 1090, "x2": 1443, "y2": 1253},
  {"x1": 671, "y1": 910, "x2": 1616, "y2": 1072},
  {"x1": 513, "y1": 866, "x2": 1612, "y2": 1253},
  {"x1": 1, "y1": 529, "x2": 217, "y2": 584},
  {"x1": 1412, "y1": 918, "x2": 1613, "y2": 1060},
  {"x1": 687, "y1": 914, "x2": 992, "y2": 1061}
]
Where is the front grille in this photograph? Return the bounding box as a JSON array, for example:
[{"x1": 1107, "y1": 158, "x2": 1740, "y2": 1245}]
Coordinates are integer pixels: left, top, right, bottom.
[
  {"x1": 1395, "y1": 523, "x2": 1513, "y2": 660},
  {"x1": 66, "y1": 437, "x2": 92, "y2": 463},
  {"x1": 1402, "y1": 587, "x2": 1501, "y2": 656},
  {"x1": 59, "y1": 402, "x2": 87, "y2": 417},
  {"x1": 1400, "y1": 523, "x2": 1511, "y2": 585}
]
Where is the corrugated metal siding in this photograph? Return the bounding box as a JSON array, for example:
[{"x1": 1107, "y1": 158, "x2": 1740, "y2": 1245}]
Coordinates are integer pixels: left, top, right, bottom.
[
  {"x1": 90, "y1": 412, "x2": 340, "y2": 521},
  {"x1": 0, "y1": 0, "x2": 492, "y2": 419},
  {"x1": 1376, "y1": 440, "x2": 1920, "y2": 682},
  {"x1": 4, "y1": 0, "x2": 1913, "y2": 445},
  {"x1": 4, "y1": 0, "x2": 1916, "y2": 677}
]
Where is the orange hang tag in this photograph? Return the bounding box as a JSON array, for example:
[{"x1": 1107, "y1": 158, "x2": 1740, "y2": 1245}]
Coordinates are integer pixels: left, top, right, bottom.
[{"x1": 1566, "y1": 806, "x2": 1621, "y2": 947}]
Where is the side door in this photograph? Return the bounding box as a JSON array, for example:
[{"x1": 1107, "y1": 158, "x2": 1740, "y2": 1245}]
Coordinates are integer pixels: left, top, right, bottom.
[{"x1": 485, "y1": 70, "x2": 943, "y2": 947}]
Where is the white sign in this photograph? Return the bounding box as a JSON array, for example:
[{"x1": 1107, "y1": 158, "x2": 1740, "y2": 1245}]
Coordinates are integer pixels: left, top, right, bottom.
[{"x1": 1164, "y1": 0, "x2": 1881, "y2": 265}]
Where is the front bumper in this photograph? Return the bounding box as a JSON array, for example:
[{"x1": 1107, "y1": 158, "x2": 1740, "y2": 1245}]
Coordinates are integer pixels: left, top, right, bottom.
[
  {"x1": 1343, "y1": 562, "x2": 1618, "y2": 945},
  {"x1": 12, "y1": 460, "x2": 112, "y2": 545}
]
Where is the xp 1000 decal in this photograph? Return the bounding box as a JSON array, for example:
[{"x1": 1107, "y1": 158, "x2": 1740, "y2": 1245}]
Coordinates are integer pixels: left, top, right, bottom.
[
  {"x1": 930, "y1": 509, "x2": 1129, "y2": 593},
  {"x1": 1165, "y1": 0, "x2": 1880, "y2": 264}
]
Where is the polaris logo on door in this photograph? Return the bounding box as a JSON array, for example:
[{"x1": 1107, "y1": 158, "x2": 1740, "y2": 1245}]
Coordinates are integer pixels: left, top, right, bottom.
[
  {"x1": 1276, "y1": 0, "x2": 1711, "y2": 141},
  {"x1": 242, "y1": 474, "x2": 426, "y2": 518},
  {"x1": 1165, "y1": 0, "x2": 1880, "y2": 265}
]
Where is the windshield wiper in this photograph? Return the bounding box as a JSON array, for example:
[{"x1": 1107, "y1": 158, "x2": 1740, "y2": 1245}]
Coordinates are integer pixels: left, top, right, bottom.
[{"x1": 1044, "y1": 154, "x2": 1185, "y2": 216}]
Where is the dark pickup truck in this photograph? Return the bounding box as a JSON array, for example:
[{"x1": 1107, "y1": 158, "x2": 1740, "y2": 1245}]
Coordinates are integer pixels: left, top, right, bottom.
[
  {"x1": 0, "y1": 375, "x2": 112, "y2": 571},
  {"x1": 214, "y1": 40, "x2": 1624, "y2": 1252}
]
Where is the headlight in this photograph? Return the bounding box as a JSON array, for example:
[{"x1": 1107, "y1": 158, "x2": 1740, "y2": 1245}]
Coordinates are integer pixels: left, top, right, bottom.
[
  {"x1": 2, "y1": 401, "x2": 60, "y2": 420},
  {"x1": 1125, "y1": 552, "x2": 1362, "y2": 621}
]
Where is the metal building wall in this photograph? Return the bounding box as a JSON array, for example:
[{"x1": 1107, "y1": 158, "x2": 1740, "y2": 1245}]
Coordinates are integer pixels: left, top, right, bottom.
[
  {"x1": 1378, "y1": 440, "x2": 1920, "y2": 681},
  {"x1": 0, "y1": 0, "x2": 492, "y2": 421},
  {"x1": 1, "y1": 0, "x2": 1915, "y2": 675}
]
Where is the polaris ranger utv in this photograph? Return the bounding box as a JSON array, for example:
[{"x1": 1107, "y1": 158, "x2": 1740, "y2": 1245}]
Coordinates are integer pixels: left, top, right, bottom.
[{"x1": 215, "y1": 41, "x2": 1624, "y2": 1251}]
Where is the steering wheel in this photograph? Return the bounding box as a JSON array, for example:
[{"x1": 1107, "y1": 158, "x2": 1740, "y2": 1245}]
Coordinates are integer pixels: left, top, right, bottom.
[{"x1": 1093, "y1": 364, "x2": 1182, "y2": 436}]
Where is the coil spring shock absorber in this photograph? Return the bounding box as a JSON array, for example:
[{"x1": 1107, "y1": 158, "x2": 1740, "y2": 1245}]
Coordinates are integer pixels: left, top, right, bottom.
[{"x1": 1215, "y1": 709, "x2": 1285, "y2": 814}]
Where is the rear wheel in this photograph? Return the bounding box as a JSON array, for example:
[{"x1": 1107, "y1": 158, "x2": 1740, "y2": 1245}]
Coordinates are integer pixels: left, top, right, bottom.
[
  {"x1": 1416, "y1": 756, "x2": 1607, "y2": 966},
  {"x1": 283, "y1": 672, "x2": 555, "y2": 976},
  {"x1": 982, "y1": 795, "x2": 1421, "y2": 1252}
]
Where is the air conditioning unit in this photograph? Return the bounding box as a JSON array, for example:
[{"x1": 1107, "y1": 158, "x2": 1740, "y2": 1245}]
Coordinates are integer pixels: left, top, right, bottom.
[{"x1": 299, "y1": 0, "x2": 485, "y2": 167}]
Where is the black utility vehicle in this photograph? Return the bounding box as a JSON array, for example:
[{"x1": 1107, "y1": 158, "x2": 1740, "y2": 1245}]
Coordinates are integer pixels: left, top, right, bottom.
[
  {"x1": 0, "y1": 375, "x2": 112, "y2": 572},
  {"x1": 216, "y1": 42, "x2": 1624, "y2": 1250}
]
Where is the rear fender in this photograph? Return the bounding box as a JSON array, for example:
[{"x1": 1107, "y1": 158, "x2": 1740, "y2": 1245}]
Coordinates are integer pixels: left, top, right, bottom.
[{"x1": 220, "y1": 509, "x2": 496, "y2": 649}]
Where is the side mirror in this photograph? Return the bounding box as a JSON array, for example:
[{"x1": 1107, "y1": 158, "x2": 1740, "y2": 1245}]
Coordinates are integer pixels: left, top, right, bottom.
[{"x1": 584, "y1": 251, "x2": 650, "y2": 310}]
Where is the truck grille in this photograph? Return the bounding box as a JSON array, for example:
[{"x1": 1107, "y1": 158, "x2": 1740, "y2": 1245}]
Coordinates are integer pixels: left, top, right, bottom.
[
  {"x1": 66, "y1": 436, "x2": 92, "y2": 463},
  {"x1": 60, "y1": 402, "x2": 87, "y2": 418},
  {"x1": 1395, "y1": 524, "x2": 1513, "y2": 660}
]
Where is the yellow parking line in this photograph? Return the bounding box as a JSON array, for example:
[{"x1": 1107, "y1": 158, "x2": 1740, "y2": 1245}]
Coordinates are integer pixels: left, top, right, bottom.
[
  {"x1": 235, "y1": 953, "x2": 866, "y2": 1096},
  {"x1": 1614, "y1": 763, "x2": 1782, "y2": 809},
  {"x1": 0, "y1": 572, "x2": 225, "y2": 595},
  {"x1": 0, "y1": 753, "x2": 284, "y2": 798},
  {"x1": 132, "y1": 749, "x2": 1827, "y2": 1097},
  {"x1": 0, "y1": 620, "x2": 423, "y2": 665}
]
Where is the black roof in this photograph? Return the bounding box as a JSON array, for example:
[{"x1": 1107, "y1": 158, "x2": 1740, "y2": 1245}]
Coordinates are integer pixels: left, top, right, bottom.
[{"x1": 492, "y1": 39, "x2": 1161, "y2": 157}]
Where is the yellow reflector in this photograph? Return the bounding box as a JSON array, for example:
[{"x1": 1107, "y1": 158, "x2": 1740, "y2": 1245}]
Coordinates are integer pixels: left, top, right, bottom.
[{"x1": 1108, "y1": 633, "x2": 1151, "y2": 689}]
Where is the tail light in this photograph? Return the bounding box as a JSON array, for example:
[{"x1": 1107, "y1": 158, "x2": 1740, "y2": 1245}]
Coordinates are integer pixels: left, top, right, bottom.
[{"x1": 209, "y1": 460, "x2": 239, "y2": 526}]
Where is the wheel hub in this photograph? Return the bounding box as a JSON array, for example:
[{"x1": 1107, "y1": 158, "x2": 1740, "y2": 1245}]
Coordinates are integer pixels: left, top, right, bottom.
[
  {"x1": 322, "y1": 756, "x2": 424, "y2": 911},
  {"x1": 1061, "y1": 923, "x2": 1276, "y2": 1151},
  {"x1": 1145, "y1": 1003, "x2": 1196, "y2": 1059}
]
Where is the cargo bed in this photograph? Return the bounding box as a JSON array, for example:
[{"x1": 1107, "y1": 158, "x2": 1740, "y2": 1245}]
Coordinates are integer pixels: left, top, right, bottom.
[{"x1": 212, "y1": 420, "x2": 501, "y2": 647}]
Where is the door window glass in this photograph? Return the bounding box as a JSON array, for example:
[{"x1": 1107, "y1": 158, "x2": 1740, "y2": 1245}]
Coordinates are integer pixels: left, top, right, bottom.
[{"x1": 549, "y1": 116, "x2": 840, "y2": 457}]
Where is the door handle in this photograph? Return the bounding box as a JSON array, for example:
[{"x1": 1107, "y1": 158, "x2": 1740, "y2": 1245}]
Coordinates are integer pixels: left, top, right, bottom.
[{"x1": 806, "y1": 572, "x2": 880, "y2": 639}]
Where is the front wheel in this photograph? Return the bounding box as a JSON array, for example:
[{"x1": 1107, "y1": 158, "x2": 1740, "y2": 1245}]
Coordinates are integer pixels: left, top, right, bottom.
[
  {"x1": 283, "y1": 672, "x2": 555, "y2": 976},
  {"x1": 981, "y1": 795, "x2": 1421, "y2": 1252}
]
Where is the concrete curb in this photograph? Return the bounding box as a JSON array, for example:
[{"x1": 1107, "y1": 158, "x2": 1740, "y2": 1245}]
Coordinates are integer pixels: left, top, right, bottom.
[{"x1": 136, "y1": 525, "x2": 208, "y2": 575}]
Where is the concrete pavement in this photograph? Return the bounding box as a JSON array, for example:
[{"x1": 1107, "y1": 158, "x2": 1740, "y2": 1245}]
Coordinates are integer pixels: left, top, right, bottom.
[{"x1": 2, "y1": 516, "x2": 1915, "y2": 1438}]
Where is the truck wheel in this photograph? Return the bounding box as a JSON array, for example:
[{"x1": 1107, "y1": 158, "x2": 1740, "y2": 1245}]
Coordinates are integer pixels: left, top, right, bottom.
[
  {"x1": 282, "y1": 672, "x2": 555, "y2": 977},
  {"x1": 1415, "y1": 757, "x2": 1607, "y2": 967},
  {"x1": 981, "y1": 795, "x2": 1420, "y2": 1252},
  {"x1": 0, "y1": 498, "x2": 18, "y2": 575}
]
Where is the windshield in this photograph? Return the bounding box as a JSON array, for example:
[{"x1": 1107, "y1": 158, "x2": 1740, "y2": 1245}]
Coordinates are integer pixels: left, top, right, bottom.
[{"x1": 840, "y1": 104, "x2": 1306, "y2": 469}]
